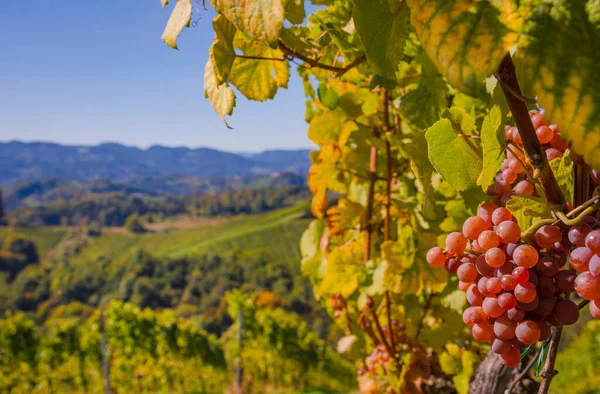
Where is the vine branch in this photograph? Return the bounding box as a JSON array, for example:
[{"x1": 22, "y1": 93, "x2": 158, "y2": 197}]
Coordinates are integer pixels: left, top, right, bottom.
[
  {"x1": 364, "y1": 146, "x2": 378, "y2": 262},
  {"x1": 278, "y1": 41, "x2": 366, "y2": 76}
]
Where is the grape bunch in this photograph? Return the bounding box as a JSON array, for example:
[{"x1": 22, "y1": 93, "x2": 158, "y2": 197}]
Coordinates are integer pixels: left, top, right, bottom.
[{"x1": 426, "y1": 111, "x2": 600, "y2": 367}]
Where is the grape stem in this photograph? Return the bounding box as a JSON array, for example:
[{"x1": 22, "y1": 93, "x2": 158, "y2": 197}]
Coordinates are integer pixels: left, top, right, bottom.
[
  {"x1": 578, "y1": 299, "x2": 590, "y2": 310},
  {"x1": 520, "y1": 197, "x2": 600, "y2": 240}
]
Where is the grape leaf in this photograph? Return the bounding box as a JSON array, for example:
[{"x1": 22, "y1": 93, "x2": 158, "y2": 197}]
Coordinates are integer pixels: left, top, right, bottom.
[
  {"x1": 308, "y1": 145, "x2": 345, "y2": 218},
  {"x1": 307, "y1": 108, "x2": 357, "y2": 146},
  {"x1": 204, "y1": 60, "x2": 236, "y2": 128},
  {"x1": 425, "y1": 118, "x2": 483, "y2": 191},
  {"x1": 228, "y1": 36, "x2": 289, "y2": 101},
  {"x1": 352, "y1": 0, "x2": 409, "y2": 81},
  {"x1": 404, "y1": 134, "x2": 440, "y2": 220},
  {"x1": 300, "y1": 219, "x2": 326, "y2": 279},
  {"x1": 210, "y1": 15, "x2": 237, "y2": 83},
  {"x1": 317, "y1": 82, "x2": 340, "y2": 109},
  {"x1": 318, "y1": 236, "x2": 366, "y2": 297},
  {"x1": 210, "y1": 0, "x2": 285, "y2": 43},
  {"x1": 506, "y1": 195, "x2": 551, "y2": 230},
  {"x1": 407, "y1": 0, "x2": 516, "y2": 97},
  {"x1": 285, "y1": 0, "x2": 306, "y2": 24},
  {"x1": 399, "y1": 55, "x2": 449, "y2": 130},
  {"x1": 161, "y1": 0, "x2": 192, "y2": 49},
  {"x1": 550, "y1": 154, "x2": 574, "y2": 205},
  {"x1": 477, "y1": 105, "x2": 505, "y2": 190},
  {"x1": 515, "y1": 1, "x2": 600, "y2": 169}
]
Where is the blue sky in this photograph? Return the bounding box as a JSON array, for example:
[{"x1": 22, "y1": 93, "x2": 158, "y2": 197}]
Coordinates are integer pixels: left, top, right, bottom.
[{"x1": 0, "y1": 1, "x2": 312, "y2": 152}]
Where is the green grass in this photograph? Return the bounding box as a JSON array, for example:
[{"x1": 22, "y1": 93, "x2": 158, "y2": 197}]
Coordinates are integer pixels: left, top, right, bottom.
[
  {"x1": 64, "y1": 203, "x2": 310, "y2": 269},
  {"x1": 0, "y1": 227, "x2": 66, "y2": 257}
]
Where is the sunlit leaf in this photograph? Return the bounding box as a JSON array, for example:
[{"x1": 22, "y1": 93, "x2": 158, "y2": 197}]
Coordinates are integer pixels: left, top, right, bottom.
[
  {"x1": 210, "y1": 15, "x2": 237, "y2": 83},
  {"x1": 204, "y1": 60, "x2": 236, "y2": 127},
  {"x1": 210, "y1": 0, "x2": 285, "y2": 43},
  {"x1": 477, "y1": 105, "x2": 505, "y2": 190},
  {"x1": 285, "y1": 0, "x2": 306, "y2": 24},
  {"x1": 162, "y1": 0, "x2": 193, "y2": 49}
]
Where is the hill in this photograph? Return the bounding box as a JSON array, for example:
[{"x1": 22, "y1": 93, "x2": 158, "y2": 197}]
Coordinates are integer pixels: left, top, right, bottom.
[
  {"x1": 0, "y1": 204, "x2": 328, "y2": 336},
  {"x1": 0, "y1": 141, "x2": 312, "y2": 186}
]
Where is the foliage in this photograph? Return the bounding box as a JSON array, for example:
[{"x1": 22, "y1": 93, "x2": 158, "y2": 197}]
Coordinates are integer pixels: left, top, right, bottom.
[{"x1": 161, "y1": 0, "x2": 600, "y2": 391}]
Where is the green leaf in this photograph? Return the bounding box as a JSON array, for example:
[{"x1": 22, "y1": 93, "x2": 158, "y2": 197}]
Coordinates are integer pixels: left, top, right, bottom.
[
  {"x1": 536, "y1": 339, "x2": 549, "y2": 377},
  {"x1": 285, "y1": 0, "x2": 305, "y2": 24},
  {"x1": 477, "y1": 105, "x2": 505, "y2": 190},
  {"x1": 399, "y1": 55, "x2": 449, "y2": 130},
  {"x1": 404, "y1": 134, "x2": 439, "y2": 220},
  {"x1": 210, "y1": 0, "x2": 285, "y2": 43},
  {"x1": 307, "y1": 108, "x2": 357, "y2": 146},
  {"x1": 425, "y1": 118, "x2": 483, "y2": 191},
  {"x1": 229, "y1": 37, "x2": 289, "y2": 101},
  {"x1": 407, "y1": 0, "x2": 515, "y2": 97},
  {"x1": 366, "y1": 260, "x2": 386, "y2": 296},
  {"x1": 300, "y1": 219, "x2": 326, "y2": 279},
  {"x1": 317, "y1": 82, "x2": 340, "y2": 109},
  {"x1": 506, "y1": 195, "x2": 551, "y2": 230},
  {"x1": 441, "y1": 289, "x2": 467, "y2": 314},
  {"x1": 515, "y1": 1, "x2": 600, "y2": 169},
  {"x1": 161, "y1": 0, "x2": 192, "y2": 49},
  {"x1": 352, "y1": 0, "x2": 409, "y2": 80},
  {"x1": 368, "y1": 74, "x2": 397, "y2": 90},
  {"x1": 204, "y1": 60, "x2": 237, "y2": 127},
  {"x1": 209, "y1": 15, "x2": 237, "y2": 83},
  {"x1": 550, "y1": 153, "x2": 574, "y2": 205}
]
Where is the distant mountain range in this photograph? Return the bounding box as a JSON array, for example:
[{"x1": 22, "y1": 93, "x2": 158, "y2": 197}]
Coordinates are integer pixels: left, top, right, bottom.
[{"x1": 0, "y1": 141, "x2": 312, "y2": 186}]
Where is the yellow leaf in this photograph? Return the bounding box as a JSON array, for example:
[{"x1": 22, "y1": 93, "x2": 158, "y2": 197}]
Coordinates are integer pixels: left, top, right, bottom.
[
  {"x1": 210, "y1": 0, "x2": 285, "y2": 43},
  {"x1": 204, "y1": 60, "x2": 236, "y2": 127},
  {"x1": 161, "y1": 0, "x2": 192, "y2": 49}
]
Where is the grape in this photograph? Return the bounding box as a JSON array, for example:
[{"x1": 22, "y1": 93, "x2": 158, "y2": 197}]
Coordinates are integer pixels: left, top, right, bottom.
[
  {"x1": 494, "y1": 316, "x2": 517, "y2": 340},
  {"x1": 590, "y1": 255, "x2": 600, "y2": 277},
  {"x1": 511, "y1": 338, "x2": 529, "y2": 350},
  {"x1": 537, "y1": 320, "x2": 552, "y2": 341},
  {"x1": 537, "y1": 257, "x2": 559, "y2": 278},
  {"x1": 550, "y1": 132, "x2": 569, "y2": 151},
  {"x1": 505, "y1": 243, "x2": 518, "y2": 259},
  {"x1": 534, "y1": 225, "x2": 562, "y2": 250},
  {"x1": 545, "y1": 148, "x2": 562, "y2": 161},
  {"x1": 515, "y1": 320, "x2": 541, "y2": 345},
  {"x1": 568, "y1": 223, "x2": 592, "y2": 248},
  {"x1": 500, "y1": 193, "x2": 513, "y2": 206},
  {"x1": 537, "y1": 277, "x2": 557, "y2": 297},
  {"x1": 517, "y1": 297, "x2": 539, "y2": 312},
  {"x1": 482, "y1": 297, "x2": 505, "y2": 318},
  {"x1": 502, "y1": 168, "x2": 517, "y2": 183},
  {"x1": 464, "y1": 306, "x2": 487, "y2": 325},
  {"x1": 497, "y1": 261, "x2": 514, "y2": 276},
  {"x1": 501, "y1": 274, "x2": 517, "y2": 291},
  {"x1": 592, "y1": 169, "x2": 600, "y2": 185},
  {"x1": 585, "y1": 230, "x2": 600, "y2": 253},
  {"x1": 550, "y1": 299, "x2": 579, "y2": 326},
  {"x1": 531, "y1": 113, "x2": 547, "y2": 129},
  {"x1": 508, "y1": 157, "x2": 525, "y2": 174},
  {"x1": 515, "y1": 282, "x2": 537, "y2": 303},
  {"x1": 506, "y1": 307, "x2": 525, "y2": 323},
  {"x1": 513, "y1": 245, "x2": 539, "y2": 268},
  {"x1": 485, "y1": 247, "x2": 506, "y2": 268},
  {"x1": 471, "y1": 240, "x2": 485, "y2": 253},
  {"x1": 574, "y1": 272, "x2": 600, "y2": 300},
  {"x1": 460, "y1": 253, "x2": 477, "y2": 264},
  {"x1": 511, "y1": 128, "x2": 523, "y2": 145},
  {"x1": 472, "y1": 322, "x2": 494, "y2": 342},
  {"x1": 444, "y1": 258, "x2": 461, "y2": 274},
  {"x1": 479, "y1": 202, "x2": 499, "y2": 227},
  {"x1": 459, "y1": 280, "x2": 474, "y2": 291},
  {"x1": 486, "y1": 277, "x2": 502, "y2": 294},
  {"x1": 457, "y1": 263, "x2": 478, "y2": 283},
  {"x1": 491, "y1": 181, "x2": 512, "y2": 196},
  {"x1": 498, "y1": 292, "x2": 517, "y2": 310},
  {"x1": 534, "y1": 296, "x2": 557, "y2": 318},
  {"x1": 491, "y1": 338, "x2": 512, "y2": 355},
  {"x1": 476, "y1": 255, "x2": 495, "y2": 277},
  {"x1": 500, "y1": 346, "x2": 521, "y2": 367},
  {"x1": 535, "y1": 125, "x2": 554, "y2": 144},
  {"x1": 514, "y1": 180, "x2": 534, "y2": 195},
  {"x1": 446, "y1": 232, "x2": 468, "y2": 255},
  {"x1": 554, "y1": 270, "x2": 576, "y2": 293},
  {"x1": 527, "y1": 270, "x2": 539, "y2": 286},
  {"x1": 512, "y1": 267, "x2": 530, "y2": 284},
  {"x1": 477, "y1": 276, "x2": 490, "y2": 296},
  {"x1": 590, "y1": 300, "x2": 600, "y2": 320},
  {"x1": 492, "y1": 208, "x2": 513, "y2": 225},
  {"x1": 462, "y1": 216, "x2": 488, "y2": 241},
  {"x1": 478, "y1": 230, "x2": 500, "y2": 252},
  {"x1": 496, "y1": 221, "x2": 521, "y2": 244},
  {"x1": 426, "y1": 247, "x2": 447, "y2": 266},
  {"x1": 569, "y1": 246, "x2": 594, "y2": 272},
  {"x1": 466, "y1": 284, "x2": 483, "y2": 306}
]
